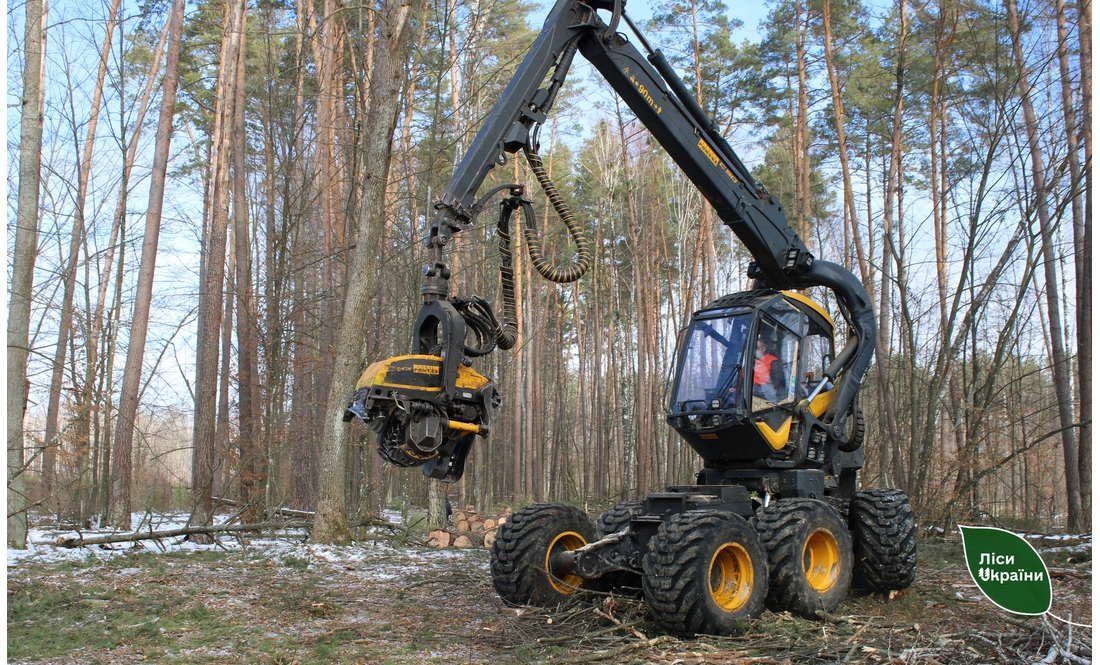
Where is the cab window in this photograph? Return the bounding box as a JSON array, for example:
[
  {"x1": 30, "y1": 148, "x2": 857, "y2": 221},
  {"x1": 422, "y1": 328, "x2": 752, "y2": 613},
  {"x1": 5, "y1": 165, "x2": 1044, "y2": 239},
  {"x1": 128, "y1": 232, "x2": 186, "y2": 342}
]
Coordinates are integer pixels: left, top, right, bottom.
[
  {"x1": 671, "y1": 314, "x2": 751, "y2": 411},
  {"x1": 800, "y1": 320, "x2": 834, "y2": 398}
]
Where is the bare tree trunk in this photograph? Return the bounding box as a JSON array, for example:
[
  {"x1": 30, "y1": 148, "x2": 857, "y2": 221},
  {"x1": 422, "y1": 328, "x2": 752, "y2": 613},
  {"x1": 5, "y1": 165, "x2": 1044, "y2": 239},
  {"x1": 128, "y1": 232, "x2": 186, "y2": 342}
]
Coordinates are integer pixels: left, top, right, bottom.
[
  {"x1": 8, "y1": 0, "x2": 47, "y2": 549},
  {"x1": 614, "y1": 105, "x2": 648, "y2": 494},
  {"x1": 821, "y1": 0, "x2": 870, "y2": 288},
  {"x1": 92, "y1": 17, "x2": 168, "y2": 525},
  {"x1": 427, "y1": 478, "x2": 448, "y2": 529},
  {"x1": 1058, "y1": 0, "x2": 1091, "y2": 525},
  {"x1": 880, "y1": 0, "x2": 908, "y2": 487},
  {"x1": 793, "y1": 0, "x2": 812, "y2": 241},
  {"x1": 230, "y1": 5, "x2": 263, "y2": 525},
  {"x1": 1076, "y1": 0, "x2": 1092, "y2": 526},
  {"x1": 191, "y1": 0, "x2": 245, "y2": 533},
  {"x1": 1005, "y1": 0, "x2": 1082, "y2": 532},
  {"x1": 214, "y1": 246, "x2": 234, "y2": 501},
  {"x1": 312, "y1": 0, "x2": 417, "y2": 544},
  {"x1": 106, "y1": 0, "x2": 183, "y2": 530}
]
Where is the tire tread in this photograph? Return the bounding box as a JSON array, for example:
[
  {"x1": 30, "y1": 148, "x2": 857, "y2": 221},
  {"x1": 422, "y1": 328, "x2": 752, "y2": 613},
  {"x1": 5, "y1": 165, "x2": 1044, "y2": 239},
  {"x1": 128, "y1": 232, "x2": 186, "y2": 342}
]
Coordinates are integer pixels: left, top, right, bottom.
[{"x1": 849, "y1": 489, "x2": 917, "y2": 590}]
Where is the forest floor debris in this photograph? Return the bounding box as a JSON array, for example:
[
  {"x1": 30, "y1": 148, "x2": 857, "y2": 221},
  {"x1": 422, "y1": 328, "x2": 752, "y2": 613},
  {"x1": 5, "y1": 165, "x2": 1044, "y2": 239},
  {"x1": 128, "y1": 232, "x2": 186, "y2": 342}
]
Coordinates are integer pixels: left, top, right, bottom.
[{"x1": 8, "y1": 513, "x2": 1092, "y2": 665}]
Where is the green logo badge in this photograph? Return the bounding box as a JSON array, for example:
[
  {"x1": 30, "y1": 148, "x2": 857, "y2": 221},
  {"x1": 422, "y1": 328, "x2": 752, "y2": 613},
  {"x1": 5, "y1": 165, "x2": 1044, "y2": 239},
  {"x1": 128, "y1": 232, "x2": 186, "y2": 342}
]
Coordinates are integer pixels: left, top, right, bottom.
[{"x1": 959, "y1": 525, "x2": 1052, "y2": 615}]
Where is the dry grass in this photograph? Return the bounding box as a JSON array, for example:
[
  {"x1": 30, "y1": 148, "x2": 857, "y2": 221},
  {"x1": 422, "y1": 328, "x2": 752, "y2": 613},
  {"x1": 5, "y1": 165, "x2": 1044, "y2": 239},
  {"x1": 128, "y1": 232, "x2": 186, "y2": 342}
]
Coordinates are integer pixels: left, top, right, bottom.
[{"x1": 8, "y1": 526, "x2": 1091, "y2": 664}]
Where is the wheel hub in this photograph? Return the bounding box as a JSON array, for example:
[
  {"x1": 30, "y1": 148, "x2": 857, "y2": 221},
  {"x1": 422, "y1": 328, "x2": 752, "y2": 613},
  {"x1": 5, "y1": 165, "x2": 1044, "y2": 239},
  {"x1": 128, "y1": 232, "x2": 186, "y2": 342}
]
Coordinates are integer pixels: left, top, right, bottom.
[
  {"x1": 708, "y1": 542, "x2": 754, "y2": 612},
  {"x1": 545, "y1": 531, "x2": 587, "y2": 594},
  {"x1": 803, "y1": 528, "x2": 840, "y2": 592}
]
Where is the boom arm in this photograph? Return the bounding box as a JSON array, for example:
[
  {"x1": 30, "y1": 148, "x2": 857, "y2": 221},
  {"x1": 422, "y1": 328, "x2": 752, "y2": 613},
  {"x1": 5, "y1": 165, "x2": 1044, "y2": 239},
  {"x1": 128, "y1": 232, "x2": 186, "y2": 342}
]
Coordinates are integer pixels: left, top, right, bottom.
[
  {"x1": 425, "y1": 0, "x2": 810, "y2": 288},
  {"x1": 415, "y1": 0, "x2": 874, "y2": 448}
]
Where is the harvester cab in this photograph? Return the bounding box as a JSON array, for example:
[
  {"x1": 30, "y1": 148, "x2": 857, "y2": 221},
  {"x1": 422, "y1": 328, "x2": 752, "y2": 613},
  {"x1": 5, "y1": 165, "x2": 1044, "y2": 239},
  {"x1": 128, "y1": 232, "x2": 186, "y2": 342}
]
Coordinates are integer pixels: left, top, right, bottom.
[{"x1": 669, "y1": 290, "x2": 865, "y2": 491}]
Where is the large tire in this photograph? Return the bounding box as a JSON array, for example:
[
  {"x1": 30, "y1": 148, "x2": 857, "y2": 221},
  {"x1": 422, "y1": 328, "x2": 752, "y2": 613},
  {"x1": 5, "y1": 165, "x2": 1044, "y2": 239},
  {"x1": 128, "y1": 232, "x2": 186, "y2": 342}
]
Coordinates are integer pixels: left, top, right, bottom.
[
  {"x1": 593, "y1": 500, "x2": 645, "y2": 592},
  {"x1": 597, "y1": 500, "x2": 643, "y2": 536},
  {"x1": 754, "y1": 499, "x2": 853, "y2": 618},
  {"x1": 849, "y1": 489, "x2": 917, "y2": 591},
  {"x1": 642, "y1": 510, "x2": 768, "y2": 636},
  {"x1": 491, "y1": 503, "x2": 598, "y2": 606}
]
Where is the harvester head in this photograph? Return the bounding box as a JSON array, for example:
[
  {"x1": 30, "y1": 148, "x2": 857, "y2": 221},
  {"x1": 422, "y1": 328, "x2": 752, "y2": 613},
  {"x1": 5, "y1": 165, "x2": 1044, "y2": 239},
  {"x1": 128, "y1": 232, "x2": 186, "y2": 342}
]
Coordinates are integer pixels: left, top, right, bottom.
[{"x1": 344, "y1": 354, "x2": 501, "y2": 482}]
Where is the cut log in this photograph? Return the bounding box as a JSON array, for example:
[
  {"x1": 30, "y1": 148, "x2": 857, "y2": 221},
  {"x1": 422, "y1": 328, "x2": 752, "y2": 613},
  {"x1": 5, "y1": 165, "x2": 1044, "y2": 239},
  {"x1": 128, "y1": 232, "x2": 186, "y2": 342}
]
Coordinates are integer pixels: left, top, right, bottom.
[
  {"x1": 465, "y1": 505, "x2": 475, "y2": 513},
  {"x1": 484, "y1": 529, "x2": 498, "y2": 547},
  {"x1": 427, "y1": 529, "x2": 452, "y2": 548},
  {"x1": 452, "y1": 511, "x2": 466, "y2": 523},
  {"x1": 454, "y1": 535, "x2": 473, "y2": 548},
  {"x1": 484, "y1": 519, "x2": 496, "y2": 530},
  {"x1": 457, "y1": 519, "x2": 470, "y2": 531}
]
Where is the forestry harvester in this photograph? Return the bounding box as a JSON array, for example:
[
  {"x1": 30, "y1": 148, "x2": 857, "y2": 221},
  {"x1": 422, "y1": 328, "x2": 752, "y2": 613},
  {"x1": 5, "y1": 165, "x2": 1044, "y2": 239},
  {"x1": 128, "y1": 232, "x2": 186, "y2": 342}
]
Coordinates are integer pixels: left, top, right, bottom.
[{"x1": 344, "y1": 0, "x2": 917, "y2": 635}]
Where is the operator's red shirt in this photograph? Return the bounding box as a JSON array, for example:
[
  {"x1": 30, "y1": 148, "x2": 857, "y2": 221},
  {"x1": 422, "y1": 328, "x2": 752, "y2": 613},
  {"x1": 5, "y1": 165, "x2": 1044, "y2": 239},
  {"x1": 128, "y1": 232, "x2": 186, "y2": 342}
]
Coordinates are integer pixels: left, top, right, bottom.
[{"x1": 754, "y1": 353, "x2": 777, "y2": 385}]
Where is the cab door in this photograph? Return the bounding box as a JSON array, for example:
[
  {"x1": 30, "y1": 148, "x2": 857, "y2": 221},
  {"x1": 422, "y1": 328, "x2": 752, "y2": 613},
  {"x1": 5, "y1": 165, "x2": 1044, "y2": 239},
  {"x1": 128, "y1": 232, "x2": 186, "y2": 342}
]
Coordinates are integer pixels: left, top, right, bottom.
[{"x1": 750, "y1": 311, "x2": 802, "y2": 451}]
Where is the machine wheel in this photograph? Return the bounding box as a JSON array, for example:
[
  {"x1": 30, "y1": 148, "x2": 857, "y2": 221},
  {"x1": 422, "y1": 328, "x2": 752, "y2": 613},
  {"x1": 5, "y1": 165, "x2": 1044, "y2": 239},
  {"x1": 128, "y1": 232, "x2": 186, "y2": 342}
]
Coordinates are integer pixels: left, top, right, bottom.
[
  {"x1": 597, "y1": 500, "x2": 643, "y2": 536},
  {"x1": 491, "y1": 503, "x2": 597, "y2": 606},
  {"x1": 837, "y1": 406, "x2": 865, "y2": 453},
  {"x1": 849, "y1": 489, "x2": 917, "y2": 591},
  {"x1": 754, "y1": 499, "x2": 853, "y2": 618},
  {"x1": 824, "y1": 496, "x2": 850, "y2": 523},
  {"x1": 593, "y1": 500, "x2": 645, "y2": 592},
  {"x1": 642, "y1": 510, "x2": 768, "y2": 636}
]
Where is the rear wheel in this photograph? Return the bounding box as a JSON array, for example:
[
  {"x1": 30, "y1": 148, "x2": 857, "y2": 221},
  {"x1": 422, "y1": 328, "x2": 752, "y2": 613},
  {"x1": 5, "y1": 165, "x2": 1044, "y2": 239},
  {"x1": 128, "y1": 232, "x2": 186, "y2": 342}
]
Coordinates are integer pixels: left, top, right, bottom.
[
  {"x1": 849, "y1": 489, "x2": 917, "y2": 591},
  {"x1": 593, "y1": 500, "x2": 644, "y2": 592},
  {"x1": 597, "y1": 500, "x2": 643, "y2": 536},
  {"x1": 642, "y1": 510, "x2": 768, "y2": 636},
  {"x1": 491, "y1": 503, "x2": 597, "y2": 606},
  {"x1": 754, "y1": 499, "x2": 853, "y2": 618}
]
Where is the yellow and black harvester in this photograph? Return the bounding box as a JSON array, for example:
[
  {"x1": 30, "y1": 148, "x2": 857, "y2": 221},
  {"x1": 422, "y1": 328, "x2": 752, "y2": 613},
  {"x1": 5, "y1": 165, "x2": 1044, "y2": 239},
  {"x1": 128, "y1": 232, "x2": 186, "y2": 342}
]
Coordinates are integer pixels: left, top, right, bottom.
[{"x1": 345, "y1": 0, "x2": 916, "y2": 636}]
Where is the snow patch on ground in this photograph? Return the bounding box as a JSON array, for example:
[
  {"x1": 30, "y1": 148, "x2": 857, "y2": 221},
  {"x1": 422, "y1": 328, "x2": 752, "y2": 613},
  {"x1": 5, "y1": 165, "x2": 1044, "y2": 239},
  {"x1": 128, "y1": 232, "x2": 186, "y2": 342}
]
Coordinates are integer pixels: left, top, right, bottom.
[{"x1": 7, "y1": 510, "x2": 435, "y2": 568}]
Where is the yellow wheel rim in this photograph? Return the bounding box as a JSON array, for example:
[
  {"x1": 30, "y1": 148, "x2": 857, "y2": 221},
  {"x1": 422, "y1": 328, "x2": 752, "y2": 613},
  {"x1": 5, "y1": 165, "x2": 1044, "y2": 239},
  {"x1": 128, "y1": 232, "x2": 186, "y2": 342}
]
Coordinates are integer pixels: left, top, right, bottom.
[
  {"x1": 545, "y1": 531, "x2": 587, "y2": 595},
  {"x1": 803, "y1": 528, "x2": 841, "y2": 592},
  {"x1": 708, "y1": 542, "x2": 754, "y2": 612}
]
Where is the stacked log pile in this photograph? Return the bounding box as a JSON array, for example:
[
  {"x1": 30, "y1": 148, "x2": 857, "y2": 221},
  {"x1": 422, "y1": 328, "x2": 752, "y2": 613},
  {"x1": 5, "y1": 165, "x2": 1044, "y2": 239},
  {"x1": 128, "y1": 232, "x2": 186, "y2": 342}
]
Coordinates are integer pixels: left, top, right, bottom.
[{"x1": 427, "y1": 506, "x2": 513, "y2": 548}]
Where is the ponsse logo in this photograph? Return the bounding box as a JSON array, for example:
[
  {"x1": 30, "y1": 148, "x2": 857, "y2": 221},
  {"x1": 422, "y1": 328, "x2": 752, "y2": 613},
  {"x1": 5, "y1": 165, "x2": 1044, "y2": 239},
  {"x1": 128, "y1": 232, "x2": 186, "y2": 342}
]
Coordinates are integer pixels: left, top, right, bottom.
[{"x1": 412, "y1": 364, "x2": 440, "y2": 375}]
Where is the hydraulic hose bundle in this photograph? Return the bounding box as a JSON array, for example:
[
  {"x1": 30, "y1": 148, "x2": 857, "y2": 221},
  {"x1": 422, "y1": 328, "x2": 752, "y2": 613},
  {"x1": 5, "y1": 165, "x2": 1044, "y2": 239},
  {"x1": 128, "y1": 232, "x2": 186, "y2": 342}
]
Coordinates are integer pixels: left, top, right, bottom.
[{"x1": 460, "y1": 145, "x2": 592, "y2": 354}]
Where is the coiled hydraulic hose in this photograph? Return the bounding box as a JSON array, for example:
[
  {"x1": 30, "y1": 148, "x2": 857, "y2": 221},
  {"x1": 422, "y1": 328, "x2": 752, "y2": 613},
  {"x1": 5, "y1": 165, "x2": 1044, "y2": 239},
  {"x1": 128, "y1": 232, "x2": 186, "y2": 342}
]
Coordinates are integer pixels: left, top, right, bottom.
[
  {"x1": 452, "y1": 147, "x2": 591, "y2": 353},
  {"x1": 493, "y1": 198, "x2": 521, "y2": 350},
  {"x1": 521, "y1": 146, "x2": 591, "y2": 283}
]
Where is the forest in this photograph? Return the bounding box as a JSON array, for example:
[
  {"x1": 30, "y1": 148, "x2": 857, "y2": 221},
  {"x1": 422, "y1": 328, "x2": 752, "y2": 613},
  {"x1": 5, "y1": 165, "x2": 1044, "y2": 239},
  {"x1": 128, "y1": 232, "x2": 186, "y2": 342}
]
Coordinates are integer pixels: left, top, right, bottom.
[{"x1": 6, "y1": 0, "x2": 1090, "y2": 548}]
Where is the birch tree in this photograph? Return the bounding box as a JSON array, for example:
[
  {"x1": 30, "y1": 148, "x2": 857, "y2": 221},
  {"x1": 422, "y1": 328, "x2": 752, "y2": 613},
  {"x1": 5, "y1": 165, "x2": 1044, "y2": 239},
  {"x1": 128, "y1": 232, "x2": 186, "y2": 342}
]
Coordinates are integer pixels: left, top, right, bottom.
[{"x1": 8, "y1": 0, "x2": 48, "y2": 550}]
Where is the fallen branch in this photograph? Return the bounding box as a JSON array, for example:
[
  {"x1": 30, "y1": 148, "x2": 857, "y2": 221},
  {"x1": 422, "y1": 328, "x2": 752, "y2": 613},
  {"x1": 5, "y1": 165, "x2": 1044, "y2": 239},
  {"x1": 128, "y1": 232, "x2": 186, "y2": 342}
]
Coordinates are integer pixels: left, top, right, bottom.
[
  {"x1": 56, "y1": 521, "x2": 313, "y2": 548},
  {"x1": 1047, "y1": 567, "x2": 1091, "y2": 579},
  {"x1": 535, "y1": 618, "x2": 645, "y2": 644},
  {"x1": 555, "y1": 634, "x2": 676, "y2": 664},
  {"x1": 213, "y1": 496, "x2": 315, "y2": 520}
]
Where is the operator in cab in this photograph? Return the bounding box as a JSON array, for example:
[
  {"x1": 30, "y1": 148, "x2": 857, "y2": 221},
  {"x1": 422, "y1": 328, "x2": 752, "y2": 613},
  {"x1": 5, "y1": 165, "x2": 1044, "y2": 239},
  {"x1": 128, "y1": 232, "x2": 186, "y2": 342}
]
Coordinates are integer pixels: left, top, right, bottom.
[{"x1": 753, "y1": 338, "x2": 783, "y2": 405}]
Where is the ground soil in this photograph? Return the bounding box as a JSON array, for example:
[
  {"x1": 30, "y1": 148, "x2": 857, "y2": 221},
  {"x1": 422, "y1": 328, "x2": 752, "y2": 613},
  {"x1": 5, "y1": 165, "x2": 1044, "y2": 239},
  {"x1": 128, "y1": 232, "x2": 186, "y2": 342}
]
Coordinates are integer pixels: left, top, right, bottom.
[{"x1": 7, "y1": 519, "x2": 1091, "y2": 664}]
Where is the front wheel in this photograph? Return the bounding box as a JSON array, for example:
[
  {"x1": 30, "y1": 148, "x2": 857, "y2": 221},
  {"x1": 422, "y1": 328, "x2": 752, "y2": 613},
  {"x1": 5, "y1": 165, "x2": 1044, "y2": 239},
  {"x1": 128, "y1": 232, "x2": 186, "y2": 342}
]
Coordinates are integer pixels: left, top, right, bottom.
[
  {"x1": 490, "y1": 503, "x2": 597, "y2": 606},
  {"x1": 642, "y1": 510, "x2": 768, "y2": 636},
  {"x1": 754, "y1": 499, "x2": 853, "y2": 618}
]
